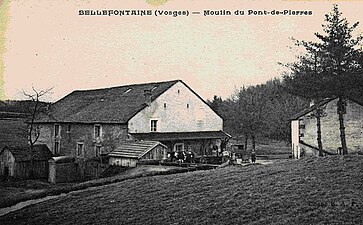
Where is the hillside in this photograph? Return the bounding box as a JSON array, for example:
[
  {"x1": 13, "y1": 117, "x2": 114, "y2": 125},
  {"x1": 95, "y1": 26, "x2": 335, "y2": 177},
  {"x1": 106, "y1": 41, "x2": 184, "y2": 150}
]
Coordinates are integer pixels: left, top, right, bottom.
[
  {"x1": 0, "y1": 119, "x2": 28, "y2": 150},
  {"x1": 0, "y1": 100, "x2": 50, "y2": 149},
  {"x1": 1, "y1": 156, "x2": 362, "y2": 224}
]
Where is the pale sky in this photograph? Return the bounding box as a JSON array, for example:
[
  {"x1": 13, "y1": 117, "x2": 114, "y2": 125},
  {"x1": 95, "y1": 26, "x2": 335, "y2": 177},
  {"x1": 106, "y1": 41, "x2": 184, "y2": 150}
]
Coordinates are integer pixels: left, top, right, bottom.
[{"x1": 1, "y1": 0, "x2": 363, "y2": 102}]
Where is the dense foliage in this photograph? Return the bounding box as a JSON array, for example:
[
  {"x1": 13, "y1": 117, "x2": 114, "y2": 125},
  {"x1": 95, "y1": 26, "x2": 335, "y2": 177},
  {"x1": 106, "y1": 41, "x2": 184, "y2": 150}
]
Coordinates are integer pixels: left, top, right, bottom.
[
  {"x1": 208, "y1": 5, "x2": 363, "y2": 151},
  {"x1": 283, "y1": 4, "x2": 363, "y2": 154},
  {"x1": 283, "y1": 4, "x2": 363, "y2": 100},
  {"x1": 208, "y1": 79, "x2": 308, "y2": 148}
]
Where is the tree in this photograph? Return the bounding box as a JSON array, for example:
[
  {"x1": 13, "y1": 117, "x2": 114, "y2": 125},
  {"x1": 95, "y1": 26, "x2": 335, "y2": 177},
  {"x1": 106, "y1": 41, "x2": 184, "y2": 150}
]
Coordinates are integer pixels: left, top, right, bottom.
[
  {"x1": 228, "y1": 84, "x2": 273, "y2": 151},
  {"x1": 207, "y1": 95, "x2": 223, "y2": 113},
  {"x1": 283, "y1": 4, "x2": 363, "y2": 155},
  {"x1": 215, "y1": 78, "x2": 307, "y2": 155},
  {"x1": 23, "y1": 87, "x2": 52, "y2": 177},
  {"x1": 264, "y1": 79, "x2": 309, "y2": 141}
]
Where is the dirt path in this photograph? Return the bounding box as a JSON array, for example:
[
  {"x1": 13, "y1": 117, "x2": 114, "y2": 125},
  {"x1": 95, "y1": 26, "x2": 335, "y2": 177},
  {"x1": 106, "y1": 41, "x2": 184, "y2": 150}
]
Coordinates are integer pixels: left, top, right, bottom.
[
  {"x1": 0, "y1": 161, "x2": 279, "y2": 217},
  {"x1": 0, "y1": 194, "x2": 65, "y2": 216},
  {"x1": 0, "y1": 165, "x2": 193, "y2": 216}
]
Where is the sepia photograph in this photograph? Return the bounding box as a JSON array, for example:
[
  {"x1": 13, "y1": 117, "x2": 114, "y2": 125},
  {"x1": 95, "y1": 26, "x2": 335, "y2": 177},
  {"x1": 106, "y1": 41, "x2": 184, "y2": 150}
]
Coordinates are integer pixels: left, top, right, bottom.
[{"x1": 0, "y1": 0, "x2": 362, "y2": 224}]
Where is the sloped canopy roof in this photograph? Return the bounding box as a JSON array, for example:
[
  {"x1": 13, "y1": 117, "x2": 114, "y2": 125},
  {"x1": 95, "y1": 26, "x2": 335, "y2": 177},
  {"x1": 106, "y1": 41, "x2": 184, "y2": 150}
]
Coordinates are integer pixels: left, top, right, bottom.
[
  {"x1": 36, "y1": 80, "x2": 180, "y2": 124},
  {"x1": 108, "y1": 141, "x2": 167, "y2": 159},
  {"x1": 1, "y1": 144, "x2": 53, "y2": 162},
  {"x1": 130, "y1": 130, "x2": 231, "y2": 141}
]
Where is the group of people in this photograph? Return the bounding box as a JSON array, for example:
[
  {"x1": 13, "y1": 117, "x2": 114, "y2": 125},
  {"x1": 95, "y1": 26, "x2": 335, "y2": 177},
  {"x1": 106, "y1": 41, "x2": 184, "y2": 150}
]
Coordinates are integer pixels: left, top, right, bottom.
[
  {"x1": 168, "y1": 151, "x2": 195, "y2": 163},
  {"x1": 168, "y1": 149, "x2": 257, "y2": 164}
]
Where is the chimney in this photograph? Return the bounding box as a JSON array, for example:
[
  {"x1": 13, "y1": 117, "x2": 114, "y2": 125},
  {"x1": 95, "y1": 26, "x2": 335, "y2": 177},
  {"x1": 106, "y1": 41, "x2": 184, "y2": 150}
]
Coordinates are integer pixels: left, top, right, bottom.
[{"x1": 144, "y1": 90, "x2": 152, "y2": 106}]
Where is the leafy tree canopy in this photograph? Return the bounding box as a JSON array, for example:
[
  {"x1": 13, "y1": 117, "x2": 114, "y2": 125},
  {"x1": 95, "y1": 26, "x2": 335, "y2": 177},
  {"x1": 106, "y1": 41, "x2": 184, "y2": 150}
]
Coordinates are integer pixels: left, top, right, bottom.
[{"x1": 283, "y1": 4, "x2": 363, "y2": 101}]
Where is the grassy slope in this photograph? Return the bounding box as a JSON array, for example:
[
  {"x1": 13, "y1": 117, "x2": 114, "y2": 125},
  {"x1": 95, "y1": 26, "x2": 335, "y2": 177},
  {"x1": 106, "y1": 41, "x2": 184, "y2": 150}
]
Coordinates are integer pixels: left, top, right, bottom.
[
  {"x1": 1, "y1": 156, "x2": 362, "y2": 225},
  {"x1": 0, "y1": 165, "x2": 189, "y2": 208}
]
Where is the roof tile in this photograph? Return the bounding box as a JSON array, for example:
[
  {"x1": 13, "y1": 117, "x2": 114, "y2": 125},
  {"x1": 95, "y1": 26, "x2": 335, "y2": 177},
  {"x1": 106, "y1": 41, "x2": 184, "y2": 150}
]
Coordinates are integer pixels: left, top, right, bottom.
[
  {"x1": 1, "y1": 144, "x2": 53, "y2": 162},
  {"x1": 108, "y1": 141, "x2": 166, "y2": 159},
  {"x1": 36, "y1": 80, "x2": 180, "y2": 123}
]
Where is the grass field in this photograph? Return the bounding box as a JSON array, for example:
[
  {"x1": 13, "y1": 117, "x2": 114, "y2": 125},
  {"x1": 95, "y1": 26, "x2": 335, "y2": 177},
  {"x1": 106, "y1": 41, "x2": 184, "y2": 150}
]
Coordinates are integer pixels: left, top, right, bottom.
[
  {"x1": 0, "y1": 156, "x2": 362, "y2": 224},
  {"x1": 0, "y1": 165, "x2": 191, "y2": 208}
]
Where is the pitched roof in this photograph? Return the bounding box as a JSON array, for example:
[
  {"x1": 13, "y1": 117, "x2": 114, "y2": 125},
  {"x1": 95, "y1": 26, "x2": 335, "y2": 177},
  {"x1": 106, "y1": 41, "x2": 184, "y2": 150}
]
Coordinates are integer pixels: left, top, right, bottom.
[
  {"x1": 130, "y1": 130, "x2": 231, "y2": 141},
  {"x1": 1, "y1": 144, "x2": 53, "y2": 162},
  {"x1": 36, "y1": 80, "x2": 180, "y2": 124},
  {"x1": 290, "y1": 98, "x2": 335, "y2": 120},
  {"x1": 108, "y1": 141, "x2": 167, "y2": 159},
  {"x1": 290, "y1": 96, "x2": 363, "y2": 120}
]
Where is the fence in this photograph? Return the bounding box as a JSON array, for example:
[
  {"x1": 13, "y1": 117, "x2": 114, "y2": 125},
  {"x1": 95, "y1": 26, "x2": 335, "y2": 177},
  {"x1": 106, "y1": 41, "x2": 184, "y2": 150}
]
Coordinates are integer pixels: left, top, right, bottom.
[{"x1": 49, "y1": 156, "x2": 108, "y2": 183}]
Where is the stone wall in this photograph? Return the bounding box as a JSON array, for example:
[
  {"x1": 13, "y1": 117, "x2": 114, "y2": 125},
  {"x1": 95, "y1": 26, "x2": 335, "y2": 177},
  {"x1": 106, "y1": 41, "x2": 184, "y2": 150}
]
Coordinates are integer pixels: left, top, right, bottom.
[
  {"x1": 299, "y1": 98, "x2": 363, "y2": 154},
  {"x1": 37, "y1": 123, "x2": 128, "y2": 157}
]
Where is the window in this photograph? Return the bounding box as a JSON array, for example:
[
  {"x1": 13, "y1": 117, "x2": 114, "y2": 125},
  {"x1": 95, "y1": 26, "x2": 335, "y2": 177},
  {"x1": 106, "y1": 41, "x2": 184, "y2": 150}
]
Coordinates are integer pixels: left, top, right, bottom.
[
  {"x1": 67, "y1": 124, "x2": 71, "y2": 133},
  {"x1": 178, "y1": 89, "x2": 180, "y2": 94},
  {"x1": 150, "y1": 120, "x2": 158, "y2": 132},
  {"x1": 196, "y1": 107, "x2": 205, "y2": 123},
  {"x1": 94, "y1": 125, "x2": 101, "y2": 138},
  {"x1": 164, "y1": 103, "x2": 167, "y2": 108},
  {"x1": 77, "y1": 143, "x2": 84, "y2": 157},
  {"x1": 174, "y1": 143, "x2": 184, "y2": 152},
  {"x1": 187, "y1": 103, "x2": 189, "y2": 108},
  {"x1": 54, "y1": 124, "x2": 60, "y2": 137},
  {"x1": 54, "y1": 141, "x2": 60, "y2": 155},
  {"x1": 95, "y1": 145, "x2": 101, "y2": 157}
]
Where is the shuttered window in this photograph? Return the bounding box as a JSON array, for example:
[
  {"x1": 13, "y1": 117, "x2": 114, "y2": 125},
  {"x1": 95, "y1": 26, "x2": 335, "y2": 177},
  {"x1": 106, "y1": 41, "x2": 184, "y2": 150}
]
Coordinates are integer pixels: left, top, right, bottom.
[
  {"x1": 77, "y1": 143, "x2": 84, "y2": 157},
  {"x1": 54, "y1": 124, "x2": 60, "y2": 137},
  {"x1": 150, "y1": 120, "x2": 158, "y2": 132}
]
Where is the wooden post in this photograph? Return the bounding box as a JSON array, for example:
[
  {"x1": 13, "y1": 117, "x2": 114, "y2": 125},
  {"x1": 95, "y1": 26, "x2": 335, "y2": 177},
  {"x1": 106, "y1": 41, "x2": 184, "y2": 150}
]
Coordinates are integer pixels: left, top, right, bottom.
[
  {"x1": 316, "y1": 107, "x2": 324, "y2": 157},
  {"x1": 337, "y1": 97, "x2": 348, "y2": 155}
]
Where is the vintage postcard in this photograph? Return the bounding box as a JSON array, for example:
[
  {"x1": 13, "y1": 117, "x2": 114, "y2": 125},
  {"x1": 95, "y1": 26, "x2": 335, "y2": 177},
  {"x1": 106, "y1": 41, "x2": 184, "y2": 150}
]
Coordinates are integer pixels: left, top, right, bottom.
[{"x1": 0, "y1": 0, "x2": 362, "y2": 224}]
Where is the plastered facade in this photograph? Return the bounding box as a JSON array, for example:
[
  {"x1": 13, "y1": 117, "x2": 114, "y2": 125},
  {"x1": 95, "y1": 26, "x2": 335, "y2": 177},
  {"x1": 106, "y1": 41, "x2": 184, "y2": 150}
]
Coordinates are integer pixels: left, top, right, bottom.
[{"x1": 128, "y1": 81, "x2": 223, "y2": 133}]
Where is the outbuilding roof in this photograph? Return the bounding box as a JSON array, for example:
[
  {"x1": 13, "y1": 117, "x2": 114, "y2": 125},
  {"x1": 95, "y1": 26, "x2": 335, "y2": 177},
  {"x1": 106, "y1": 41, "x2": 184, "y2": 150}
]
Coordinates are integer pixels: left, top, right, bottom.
[
  {"x1": 108, "y1": 141, "x2": 167, "y2": 159},
  {"x1": 1, "y1": 144, "x2": 53, "y2": 162},
  {"x1": 35, "y1": 80, "x2": 180, "y2": 124}
]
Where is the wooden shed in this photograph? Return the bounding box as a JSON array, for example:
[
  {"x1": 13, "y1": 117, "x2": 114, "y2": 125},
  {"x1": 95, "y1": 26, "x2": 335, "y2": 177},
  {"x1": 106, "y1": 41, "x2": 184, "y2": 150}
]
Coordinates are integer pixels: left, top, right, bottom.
[
  {"x1": 108, "y1": 141, "x2": 167, "y2": 167},
  {"x1": 0, "y1": 144, "x2": 53, "y2": 179}
]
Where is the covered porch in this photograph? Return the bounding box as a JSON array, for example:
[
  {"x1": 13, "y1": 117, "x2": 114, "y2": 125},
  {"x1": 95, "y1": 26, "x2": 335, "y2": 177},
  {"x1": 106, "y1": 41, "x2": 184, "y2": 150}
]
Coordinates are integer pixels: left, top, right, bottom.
[{"x1": 130, "y1": 131, "x2": 231, "y2": 157}]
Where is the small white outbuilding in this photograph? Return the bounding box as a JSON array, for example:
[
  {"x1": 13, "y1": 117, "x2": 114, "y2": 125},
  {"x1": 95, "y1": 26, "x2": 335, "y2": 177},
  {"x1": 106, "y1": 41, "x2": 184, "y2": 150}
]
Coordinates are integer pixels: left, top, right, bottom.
[{"x1": 108, "y1": 141, "x2": 167, "y2": 167}]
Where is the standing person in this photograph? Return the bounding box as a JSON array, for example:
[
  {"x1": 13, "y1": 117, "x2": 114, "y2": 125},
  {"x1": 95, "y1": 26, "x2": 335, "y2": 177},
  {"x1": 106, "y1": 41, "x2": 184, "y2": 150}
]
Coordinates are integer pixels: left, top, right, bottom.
[
  {"x1": 251, "y1": 150, "x2": 256, "y2": 164},
  {"x1": 337, "y1": 147, "x2": 343, "y2": 155}
]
